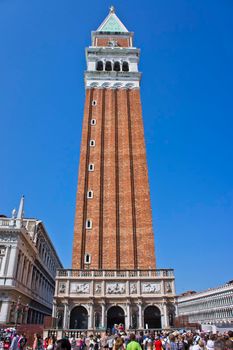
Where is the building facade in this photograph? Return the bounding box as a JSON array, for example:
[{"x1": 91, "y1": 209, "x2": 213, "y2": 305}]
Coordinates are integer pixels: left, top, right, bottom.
[
  {"x1": 177, "y1": 282, "x2": 233, "y2": 328},
  {"x1": 0, "y1": 196, "x2": 63, "y2": 325},
  {"x1": 53, "y1": 7, "x2": 176, "y2": 331}
]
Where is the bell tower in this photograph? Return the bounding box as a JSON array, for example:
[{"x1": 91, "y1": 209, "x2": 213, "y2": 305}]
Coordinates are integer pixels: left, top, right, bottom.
[
  {"x1": 54, "y1": 8, "x2": 175, "y2": 332},
  {"x1": 72, "y1": 6, "x2": 156, "y2": 271}
]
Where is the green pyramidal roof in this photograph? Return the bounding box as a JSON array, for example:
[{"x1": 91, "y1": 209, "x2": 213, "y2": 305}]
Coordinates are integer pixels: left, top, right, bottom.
[{"x1": 97, "y1": 8, "x2": 128, "y2": 33}]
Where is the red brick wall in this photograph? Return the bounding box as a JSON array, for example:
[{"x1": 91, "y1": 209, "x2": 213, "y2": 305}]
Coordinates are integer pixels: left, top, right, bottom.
[{"x1": 72, "y1": 88, "x2": 156, "y2": 270}]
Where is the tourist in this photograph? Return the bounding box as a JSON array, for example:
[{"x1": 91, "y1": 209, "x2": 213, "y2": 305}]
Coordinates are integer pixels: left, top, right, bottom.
[
  {"x1": 32, "y1": 334, "x2": 43, "y2": 350},
  {"x1": 9, "y1": 334, "x2": 18, "y2": 350},
  {"x1": 47, "y1": 336, "x2": 56, "y2": 350},
  {"x1": 56, "y1": 339, "x2": 71, "y2": 350},
  {"x1": 3, "y1": 337, "x2": 11, "y2": 350},
  {"x1": 107, "y1": 334, "x2": 114, "y2": 350},
  {"x1": 17, "y1": 334, "x2": 27, "y2": 350},
  {"x1": 206, "y1": 335, "x2": 215, "y2": 350},
  {"x1": 154, "y1": 336, "x2": 163, "y2": 350},
  {"x1": 43, "y1": 337, "x2": 49, "y2": 350},
  {"x1": 225, "y1": 340, "x2": 233, "y2": 350},
  {"x1": 126, "y1": 334, "x2": 142, "y2": 350},
  {"x1": 76, "y1": 335, "x2": 84, "y2": 350},
  {"x1": 113, "y1": 336, "x2": 124, "y2": 350},
  {"x1": 100, "y1": 332, "x2": 108, "y2": 350}
]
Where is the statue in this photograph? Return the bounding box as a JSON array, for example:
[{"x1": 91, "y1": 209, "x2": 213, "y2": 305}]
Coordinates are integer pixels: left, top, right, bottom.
[{"x1": 130, "y1": 283, "x2": 137, "y2": 294}]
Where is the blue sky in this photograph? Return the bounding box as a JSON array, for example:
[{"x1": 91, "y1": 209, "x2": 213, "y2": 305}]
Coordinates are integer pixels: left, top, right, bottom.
[{"x1": 0, "y1": 0, "x2": 232, "y2": 294}]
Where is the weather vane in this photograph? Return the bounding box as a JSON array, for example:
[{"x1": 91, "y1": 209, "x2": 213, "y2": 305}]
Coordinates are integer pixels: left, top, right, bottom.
[{"x1": 109, "y1": 5, "x2": 115, "y2": 13}]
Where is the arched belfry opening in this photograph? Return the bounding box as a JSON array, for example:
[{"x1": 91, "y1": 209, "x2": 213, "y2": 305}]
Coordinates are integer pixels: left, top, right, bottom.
[
  {"x1": 96, "y1": 61, "x2": 103, "y2": 71},
  {"x1": 107, "y1": 306, "x2": 125, "y2": 329},
  {"x1": 144, "y1": 305, "x2": 161, "y2": 329},
  {"x1": 70, "y1": 306, "x2": 88, "y2": 329}
]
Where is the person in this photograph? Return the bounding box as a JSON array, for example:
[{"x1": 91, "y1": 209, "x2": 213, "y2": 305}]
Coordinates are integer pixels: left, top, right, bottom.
[
  {"x1": 18, "y1": 334, "x2": 27, "y2": 350},
  {"x1": 56, "y1": 339, "x2": 71, "y2": 350},
  {"x1": 126, "y1": 334, "x2": 142, "y2": 350},
  {"x1": 225, "y1": 340, "x2": 233, "y2": 350},
  {"x1": 165, "y1": 335, "x2": 177, "y2": 350},
  {"x1": 32, "y1": 334, "x2": 42, "y2": 350},
  {"x1": 114, "y1": 337, "x2": 124, "y2": 350},
  {"x1": 43, "y1": 338, "x2": 49, "y2": 350},
  {"x1": 107, "y1": 335, "x2": 114, "y2": 350},
  {"x1": 3, "y1": 337, "x2": 11, "y2": 350},
  {"x1": 154, "y1": 337, "x2": 163, "y2": 350},
  {"x1": 228, "y1": 331, "x2": 233, "y2": 342},
  {"x1": 70, "y1": 337, "x2": 76, "y2": 350},
  {"x1": 100, "y1": 333, "x2": 108, "y2": 350},
  {"x1": 0, "y1": 337, "x2": 4, "y2": 350},
  {"x1": 206, "y1": 335, "x2": 215, "y2": 350},
  {"x1": 177, "y1": 336, "x2": 185, "y2": 350},
  {"x1": 9, "y1": 334, "x2": 18, "y2": 350},
  {"x1": 76, "y1": 335, "x2": 83, "y2": 350},
  {"x1": 136, "y1": 332, "x2": 143, "y2": 350},
  {"x1": 214, "y1": 340, "x2": 225, "y2": 350}
]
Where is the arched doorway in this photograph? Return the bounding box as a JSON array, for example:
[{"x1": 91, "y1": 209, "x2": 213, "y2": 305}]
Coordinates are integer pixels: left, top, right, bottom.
[
  {"x1": 144, "y1": 305, "x2": 161, "y2": 329},
  {"x1": 70, "y1": 306, "x2": 88, "y2": 329},
  {"x1": 107, "y1": 306, "x2": 125, "y2": 329}
]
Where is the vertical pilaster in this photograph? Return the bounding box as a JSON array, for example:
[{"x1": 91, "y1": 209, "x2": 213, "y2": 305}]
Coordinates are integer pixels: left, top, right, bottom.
[
  {"x1": 89, "y1": 302, "x2": 94, "y2": 329},
  {"x1": 163, "y1": 303, "x2": 168, "y2": 328},
  {"x1": 126, "y1": 303, "x2": 131, "y2": 329},
  {"x1": 63, "y1": 303, "x2": 68, "y2": 329},
  {"x1": 138, "y1": 302, "x2": 143, "y2": 329},
  {"x1": 101, "y1": 302, "x2": 105, "y2": 328}
]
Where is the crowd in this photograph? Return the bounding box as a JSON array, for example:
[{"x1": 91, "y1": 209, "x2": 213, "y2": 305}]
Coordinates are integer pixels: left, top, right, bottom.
[
  {"x1": 1, "y1": 328, "x2": 233, "y2": 350},
  {"x1": 0, "y1": 328, "x2": 27, "y2": 350}
]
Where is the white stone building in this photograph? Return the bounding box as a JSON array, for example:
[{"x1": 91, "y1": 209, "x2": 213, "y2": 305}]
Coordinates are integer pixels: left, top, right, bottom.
[
  {"x1": 0, "y1": 196, "x2": 63, "y2": 325},
  {"x1": 53, "y1": 269, "x2": 176, "y2": 332},
  {"x1": 177, "y1": 282, "x2": 233, "y2": 327}
]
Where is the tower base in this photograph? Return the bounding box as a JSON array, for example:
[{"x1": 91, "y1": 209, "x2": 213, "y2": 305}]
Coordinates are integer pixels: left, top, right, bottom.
[{"x1": 52, "y1": 269, "x2": 176, "y2": 331}]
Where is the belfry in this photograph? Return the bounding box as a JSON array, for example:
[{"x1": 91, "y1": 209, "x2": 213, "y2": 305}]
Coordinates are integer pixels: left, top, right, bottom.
[{"x1": 53, "y1": 7, "x2": 176, "y2": 333}]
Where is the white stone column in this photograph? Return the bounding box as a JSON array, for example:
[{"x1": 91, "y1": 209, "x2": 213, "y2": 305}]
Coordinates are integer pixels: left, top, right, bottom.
[
  {"x1": 138, "y1": 303, "x2": 143, "y2": 329},
  {"x1": 101, "y1": 303, "x2": 105, "y2": 328},
  {"x1": 63, "y1": 303, "x2": 68, "y2": 329},
  {"x1": 7, "y1": 246, "x2": 18, "y2": 278},
  {"x1": 163, "y1": 303, "x2": 168, "y2": 328},
  {"x1": 126, "y1": 303, "x2": 131, "y2": 330},
  {"x1": 89, "y1": 303, "x2": 94, "y2": 329},
  {"x1": 0, "y1": 301, "x2": 10, "y2": 323}
]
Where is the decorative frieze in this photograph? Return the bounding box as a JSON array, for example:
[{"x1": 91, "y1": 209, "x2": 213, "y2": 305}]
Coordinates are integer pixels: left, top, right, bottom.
[
  {"x1": 141, "y1": 282, "x2": 161, "y2": 294},
  {"x1": 70, "y1": 282, "x2": 90, "y2": 294},
  {"x1": 106, "y1": 282, "x2": 125, "y2": 294}
]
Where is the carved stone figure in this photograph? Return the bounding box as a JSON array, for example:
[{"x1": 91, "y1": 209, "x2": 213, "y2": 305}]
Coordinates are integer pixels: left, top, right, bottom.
[
  {"x1": 59, "y1": 283, "x2": 66, "y2": 293},
  {"x1": 106, "y1": 283, "x2": 125, "y2": 294},
  {"x1": 76, "y1": 283, "x2": 90, "y2": 294},
  {"x1": 142, "y1": 283, "x2": 161, "y2": 293},
  {"x1": 12, "y1": 209, "x2": 17, "y2": 219},
  {"x1": 95, "y1": 284, "x2": 101, "y2": 293},
  {"x1": 130, "y1": 283, "x2": 137, "y2": 294},
  {"x1": 166, "y1": 282, "x2": 172, "y2": 293}
]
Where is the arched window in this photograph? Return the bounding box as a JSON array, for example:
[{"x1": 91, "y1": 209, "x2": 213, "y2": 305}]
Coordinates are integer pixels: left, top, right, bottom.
[
  {"x1": 86, "y1": 219, "x2": 92, "y2": 229},
  {"x1": 87, "y1": 190, "x2": 93, "y2": 199},
  {"x1": 114, "y1": 61, "x2": 121, "y2": 72},
  {"x1": 70, "y1": 306, "x2": 88, "y2": 329},
  {"x1": 84, "y1": 253, "x2": 91, "y2": 264},
  {"x1": 96, "y1": 61, "x2": 103, "y2": 71},
  {"x1": 105, "y1": 61, "x2": 112, "y2": 71},
  {"x1": 122, "y1": 61, "x2": 129, "y2": 72}
]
